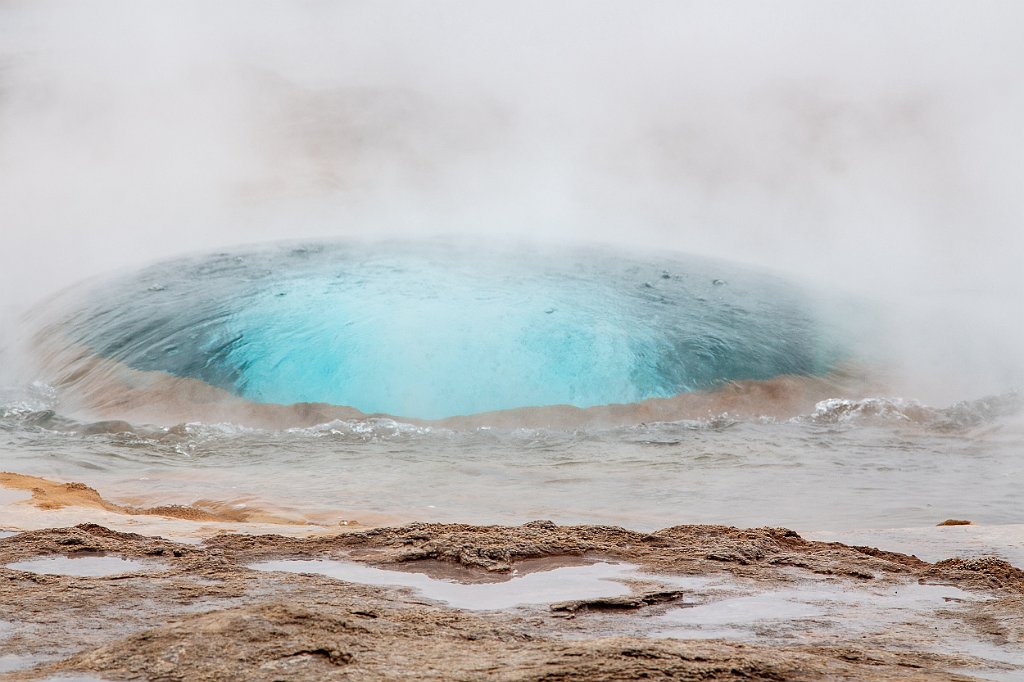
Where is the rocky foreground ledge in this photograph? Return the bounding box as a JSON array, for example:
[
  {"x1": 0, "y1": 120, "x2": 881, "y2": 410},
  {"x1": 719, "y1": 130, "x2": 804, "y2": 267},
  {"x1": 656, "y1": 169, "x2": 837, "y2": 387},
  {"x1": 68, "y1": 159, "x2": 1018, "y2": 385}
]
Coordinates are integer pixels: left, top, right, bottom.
[{"x1": 1, "y1": 521, "x2": 1023, "y2": 681}]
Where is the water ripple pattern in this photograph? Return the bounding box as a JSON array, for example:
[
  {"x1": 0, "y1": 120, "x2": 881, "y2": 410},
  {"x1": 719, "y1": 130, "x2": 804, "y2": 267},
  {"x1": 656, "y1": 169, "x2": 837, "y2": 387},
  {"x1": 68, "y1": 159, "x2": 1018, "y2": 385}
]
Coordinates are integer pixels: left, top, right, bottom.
[{"x1": 46, "y1": 241, "x2": 840, "y2": 419}]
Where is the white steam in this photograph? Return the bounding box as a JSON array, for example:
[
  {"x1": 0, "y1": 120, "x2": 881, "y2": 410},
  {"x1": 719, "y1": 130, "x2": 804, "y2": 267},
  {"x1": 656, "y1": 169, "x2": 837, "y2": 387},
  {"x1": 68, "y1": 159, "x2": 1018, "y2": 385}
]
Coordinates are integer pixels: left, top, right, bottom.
[{"x1": 1, "y1": 1, "x2": 1022, "y2": 401}]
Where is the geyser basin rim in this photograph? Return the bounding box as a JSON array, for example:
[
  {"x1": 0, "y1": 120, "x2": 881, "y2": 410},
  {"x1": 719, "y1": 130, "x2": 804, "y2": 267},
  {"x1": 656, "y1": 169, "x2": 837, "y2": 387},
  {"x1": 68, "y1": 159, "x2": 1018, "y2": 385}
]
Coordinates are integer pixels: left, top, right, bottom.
[{"x1": 44, "y1": 240, "x2": 843, "y2": 420}]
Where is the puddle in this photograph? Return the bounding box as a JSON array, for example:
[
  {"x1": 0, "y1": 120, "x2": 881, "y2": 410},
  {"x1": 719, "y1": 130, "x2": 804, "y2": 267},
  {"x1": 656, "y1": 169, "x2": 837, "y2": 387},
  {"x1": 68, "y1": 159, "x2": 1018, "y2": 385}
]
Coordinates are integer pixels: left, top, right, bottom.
[
  {"x1": 251, "y1": 559, "x2": 651, "y2": 610},
  {"x1": 4, "y1": 556, "x2": 163, "y2": 577},
  {"x1": 654, "y1": 580, "x2": 985, "y2": 639},
  {"x1": 650, "y1": 578, "x2": 1024, "y2": 677},
  {"x1": 660, "y1": 591, "x2": 824, "y2": 636},
  {"x1": 0, "y1": 530, "x2": 18, "y2": 539},
  {"x1": 362, "y1": 555, "x2": 599, "y2": 584},
  {"x1": 251, "y1": 557, "x2": 1024, "y2": 677}
]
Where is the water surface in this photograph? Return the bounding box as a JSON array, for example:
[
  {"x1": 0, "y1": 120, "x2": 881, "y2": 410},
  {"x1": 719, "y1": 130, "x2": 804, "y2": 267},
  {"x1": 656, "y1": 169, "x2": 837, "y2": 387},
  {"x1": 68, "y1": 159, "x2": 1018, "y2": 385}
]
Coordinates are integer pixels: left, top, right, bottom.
[
  {"x1": 4, "y1": 556, "x2": 162, "y2": 577},
  {"x1": 1, "y1": 241, "x2": 1021, "y2": 543}
]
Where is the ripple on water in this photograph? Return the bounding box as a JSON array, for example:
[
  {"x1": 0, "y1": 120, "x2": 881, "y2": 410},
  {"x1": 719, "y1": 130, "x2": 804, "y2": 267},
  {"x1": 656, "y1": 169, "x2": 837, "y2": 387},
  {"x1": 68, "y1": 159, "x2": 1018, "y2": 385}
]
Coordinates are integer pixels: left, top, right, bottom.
[{"x1": 48, "y1": 241, "x2": 841, "y2": 419}]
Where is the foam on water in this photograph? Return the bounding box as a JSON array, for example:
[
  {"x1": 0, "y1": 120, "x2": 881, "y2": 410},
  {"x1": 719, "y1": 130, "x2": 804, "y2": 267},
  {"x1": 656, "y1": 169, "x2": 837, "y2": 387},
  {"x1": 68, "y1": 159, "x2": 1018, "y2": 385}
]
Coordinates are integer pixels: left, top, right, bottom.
[{"x1": 0, "y1": 390, "x2": 1020, "y2": 532}]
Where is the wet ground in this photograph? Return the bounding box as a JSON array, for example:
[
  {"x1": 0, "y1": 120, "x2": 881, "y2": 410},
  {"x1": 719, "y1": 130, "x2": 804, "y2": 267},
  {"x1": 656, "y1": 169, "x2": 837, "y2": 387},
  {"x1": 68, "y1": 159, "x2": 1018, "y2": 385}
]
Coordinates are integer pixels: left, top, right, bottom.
[{"x1": 1, "y1": 519, "x2": 1023, "y2": 681}]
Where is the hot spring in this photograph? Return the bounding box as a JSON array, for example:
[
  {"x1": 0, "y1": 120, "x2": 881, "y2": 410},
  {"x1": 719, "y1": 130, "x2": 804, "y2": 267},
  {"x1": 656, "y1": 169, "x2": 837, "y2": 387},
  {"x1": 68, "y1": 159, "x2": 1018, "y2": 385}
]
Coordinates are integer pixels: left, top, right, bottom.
[{"x1": 41, "y1": 240, "x2": 842, "y2": 420}]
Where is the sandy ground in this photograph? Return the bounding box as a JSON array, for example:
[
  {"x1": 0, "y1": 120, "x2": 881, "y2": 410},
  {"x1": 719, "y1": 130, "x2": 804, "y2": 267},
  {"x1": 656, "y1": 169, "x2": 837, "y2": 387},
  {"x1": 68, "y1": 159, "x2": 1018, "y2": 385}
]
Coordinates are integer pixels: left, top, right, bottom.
[
  {"x1": 0, "y1": 472, "x2": 383, "y2": 539},
  {"x1": 2, "y1": 474, "x2": 1024, "y2": 681}
]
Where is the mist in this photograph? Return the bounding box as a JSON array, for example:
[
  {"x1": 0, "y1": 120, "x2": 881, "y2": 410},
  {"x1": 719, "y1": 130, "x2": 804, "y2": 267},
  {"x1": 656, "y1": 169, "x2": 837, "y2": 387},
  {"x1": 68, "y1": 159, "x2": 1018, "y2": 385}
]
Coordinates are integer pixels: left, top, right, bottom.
[{"x1": 2, "y1": 0, "x2": 1022, "y2": 402}]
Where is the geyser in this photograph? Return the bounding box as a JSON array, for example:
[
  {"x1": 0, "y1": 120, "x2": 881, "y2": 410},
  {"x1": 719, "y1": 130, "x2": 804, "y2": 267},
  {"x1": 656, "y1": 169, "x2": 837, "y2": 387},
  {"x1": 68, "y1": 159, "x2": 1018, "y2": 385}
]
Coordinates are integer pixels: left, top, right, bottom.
[{"x1": 46, "y1": 241, "x2": 840, "y2": 419}]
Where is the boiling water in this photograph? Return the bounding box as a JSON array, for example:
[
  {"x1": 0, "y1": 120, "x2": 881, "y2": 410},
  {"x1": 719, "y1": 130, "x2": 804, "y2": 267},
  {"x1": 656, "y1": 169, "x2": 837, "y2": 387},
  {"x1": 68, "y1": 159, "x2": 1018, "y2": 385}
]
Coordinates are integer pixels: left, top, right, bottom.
[
  {"x1": 1, "y1": 241, "x2": 1022, "y2": 545},
  {"x1": 32, "y1": 241, "x2": 842, "y2": 419},
  {"x1": 2, "y1": 396, "x2": 1021, "y2": 533}
]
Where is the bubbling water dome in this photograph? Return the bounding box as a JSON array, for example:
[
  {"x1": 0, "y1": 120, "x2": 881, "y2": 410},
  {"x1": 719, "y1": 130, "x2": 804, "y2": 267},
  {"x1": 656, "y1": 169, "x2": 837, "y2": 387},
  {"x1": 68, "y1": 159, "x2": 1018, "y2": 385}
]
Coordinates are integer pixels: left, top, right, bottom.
[{"x1": 42, "y1": 240, "x2": 842, "y2": 420}]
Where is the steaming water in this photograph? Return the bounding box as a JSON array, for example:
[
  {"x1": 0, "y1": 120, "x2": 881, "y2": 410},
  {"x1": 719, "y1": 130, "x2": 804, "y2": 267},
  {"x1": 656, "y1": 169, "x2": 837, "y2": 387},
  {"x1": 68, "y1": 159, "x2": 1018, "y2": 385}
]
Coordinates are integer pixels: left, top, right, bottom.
[
  {"x1": 1, "y1": 241, "x2": 1022, "y2": 544},
  {"x1": 38, "y1": 241, "x2": 839, "y2": 419}
]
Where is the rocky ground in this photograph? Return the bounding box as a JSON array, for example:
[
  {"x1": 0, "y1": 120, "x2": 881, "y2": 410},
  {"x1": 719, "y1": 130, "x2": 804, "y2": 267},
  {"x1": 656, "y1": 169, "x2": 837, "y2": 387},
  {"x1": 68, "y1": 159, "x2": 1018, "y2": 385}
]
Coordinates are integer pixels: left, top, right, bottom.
[{"x1": 1, "y1": 520, "x2": 1023, "y2": 681}]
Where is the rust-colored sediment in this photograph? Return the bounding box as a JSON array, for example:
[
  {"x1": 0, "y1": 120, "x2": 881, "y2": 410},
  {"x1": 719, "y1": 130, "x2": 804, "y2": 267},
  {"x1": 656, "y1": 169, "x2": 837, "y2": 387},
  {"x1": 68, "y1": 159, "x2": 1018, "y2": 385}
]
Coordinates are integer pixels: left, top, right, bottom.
[{"x1": 0, "y1": 471, "x2": 301, "y2": 524}]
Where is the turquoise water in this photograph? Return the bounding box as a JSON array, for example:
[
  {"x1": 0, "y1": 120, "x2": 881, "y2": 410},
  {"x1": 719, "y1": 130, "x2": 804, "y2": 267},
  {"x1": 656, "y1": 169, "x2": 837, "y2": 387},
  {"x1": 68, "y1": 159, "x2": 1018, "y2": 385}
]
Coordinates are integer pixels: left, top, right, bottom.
[
  {"x1": 50, "y1": 241, "x2": 839, "y2": 419},
  {"x1": 9, "y1": 239, "x2": 1020, "y2": 535}
]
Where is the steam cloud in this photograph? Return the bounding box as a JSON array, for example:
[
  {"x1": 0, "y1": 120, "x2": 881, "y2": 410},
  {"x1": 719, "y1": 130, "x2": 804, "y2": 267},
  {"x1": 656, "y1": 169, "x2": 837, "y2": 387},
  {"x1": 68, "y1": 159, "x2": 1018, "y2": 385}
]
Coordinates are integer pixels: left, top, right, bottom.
[{"x1": 2, "y1": 1, "x2": 1022, "y2": 401}]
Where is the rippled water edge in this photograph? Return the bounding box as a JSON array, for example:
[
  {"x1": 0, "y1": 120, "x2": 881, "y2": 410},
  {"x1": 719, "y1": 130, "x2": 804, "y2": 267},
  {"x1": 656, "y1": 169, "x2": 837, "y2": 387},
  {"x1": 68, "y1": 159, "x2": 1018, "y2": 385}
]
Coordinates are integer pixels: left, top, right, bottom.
[
  {"x1": 2, "y1": 376, "x2": 1019, "y2": 441},
  {"x1": 2, "y1": 376, "x2": 1021, "y2": 532}
]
